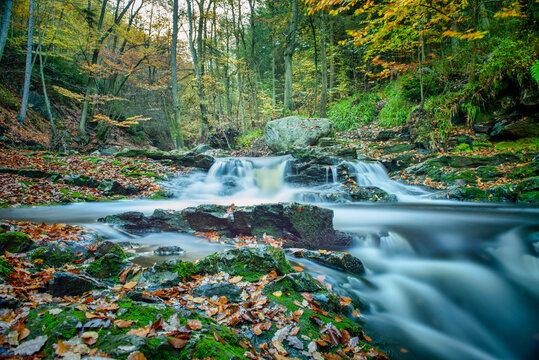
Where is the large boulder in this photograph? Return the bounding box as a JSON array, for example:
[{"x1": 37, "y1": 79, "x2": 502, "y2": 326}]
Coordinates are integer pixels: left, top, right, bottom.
[
  {"x1": 99, "y1": 209, "x2": 190, "y2": 233},
  {"x1": 264, "y1": 116, "x2": 334, "y2": 152}
]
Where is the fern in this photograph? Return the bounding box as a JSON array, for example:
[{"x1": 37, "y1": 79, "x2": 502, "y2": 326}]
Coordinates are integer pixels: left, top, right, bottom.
[{"x1": 531, "y1": 61, "x2": 539, "y2": 84}]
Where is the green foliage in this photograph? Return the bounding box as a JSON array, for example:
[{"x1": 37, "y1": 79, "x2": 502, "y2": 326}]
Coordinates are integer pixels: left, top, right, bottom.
[
  {"x1": 531, "y1": 61, "x2": 539, "y2": 84},
  {"x1": 0, "y1": 258, "x2": 12, "y2": 278},
  {"x1": 478, "y1": 38, "x2": 536, "y2": 88},
  {"x1": 379, "y1": 84, "x2": 413, "y2": 127},
  {"x1": 328, "y1": 93, "x2": 381, "y2": 131},
  {"x1": 236, "y1": 130, "x2": 263, "y2": 148}
]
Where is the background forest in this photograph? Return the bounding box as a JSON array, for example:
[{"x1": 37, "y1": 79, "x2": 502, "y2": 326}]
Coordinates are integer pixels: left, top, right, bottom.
[{"x1": 0, "y1": 0, "x2": 537, "y2": 152}]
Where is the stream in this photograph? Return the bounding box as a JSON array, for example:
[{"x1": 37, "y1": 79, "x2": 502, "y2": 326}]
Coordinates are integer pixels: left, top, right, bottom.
[{"x1": 1, "y1": 156, "x2": 538, "y2": 360}]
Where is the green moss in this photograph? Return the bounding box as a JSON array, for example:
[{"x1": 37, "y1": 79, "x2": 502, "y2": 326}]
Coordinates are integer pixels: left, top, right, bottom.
[
  {"x1": 86, "y1": 254, "x2": 126, "y2": 280},
  {"x1": 456, "y1": 170, "x2": 478, "y2": 184},
  {"x1": 30, "y1": 245, "x2": 77, "y2": 268},
  {"x1": 176, "y1": 261, "x2": 198, "y2": 282},
  {"x1": 190, "y1": 331, "x2": 246, "y2": 360},
  {"x1": 150, "y1": 191, "x2": 171, "y2": 200},
  {"x1": 495, "y1": 137, "x2": 539, "y2": 152},
  {"x1": 0, "y1": 231, "x2": 34, "y2": 253},
  {"x1": 117, "y1": 299, "x2": 174, "y2": 326},
  {"x1": 0, "y1": 258, "x2": 12, "y2": 277}
]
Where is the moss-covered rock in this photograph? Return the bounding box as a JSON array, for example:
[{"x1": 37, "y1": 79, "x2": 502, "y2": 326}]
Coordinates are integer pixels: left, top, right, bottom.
[
  {"x1": 30, "y1": 244, "x2": 77, "y2": 267},
  {"x1": 95, "y1": 240, "x2": 127, "y2": 259},
  {"x1": 0, "y1": 231, "x2": 35, "y2": 253},
  {"x1": 196, "y1": 245, "x2": 292, "y2": 281},
  {"x1": 287, "y1": 248, "x2": 365, "y2": 275},
  {"x1": 86, "y1": 253, "x2": 128, "y2": 280},
  {"x1": 0, "y1": 257, "x2": 12, "y2": 278}
]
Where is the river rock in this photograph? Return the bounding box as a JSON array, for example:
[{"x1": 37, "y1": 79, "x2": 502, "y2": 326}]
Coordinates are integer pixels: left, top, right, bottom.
[
  {"x1": 100, "y1": 209, "x2": 190, "y2": 233},
  {"x1": 183, "y1": 203, "x2": 350, "y2": 249},
  {"x1": 86, "y1": 253, "x2": 129, "y2": 280},
  {"x1": 139, "y1": 260, "x2": 181, "y2": 287},
  {"x1": 193, "y1": 282, "x2": 242, "y2": 302},
  {"x1": 0, "y1": 231, "x2": 35, "y2": 253},
  {"x1": 264, "y1": 116, "x2": 334, "y2": 152},
  {"x1": 407, "y1": 153, "x2": 521, "y2": 175},
  {"x1": 95, "y1": 240, "x2": 127, "y2": 259},
  {"x1": 30, "y1": 244, "x2": 78, "y2": 267},
  {"x1": 196, "y1": 245, "x2": 292, "y2": 279},
  {"x1": 154, "y1": 246, "x2": 183, "y2": 256},
  {"x1": 286, "y1": 248, "x2": 365, "y2": 275},
  {"x1": 48, "y1": 272, "x2": 104, "y2": 297}
]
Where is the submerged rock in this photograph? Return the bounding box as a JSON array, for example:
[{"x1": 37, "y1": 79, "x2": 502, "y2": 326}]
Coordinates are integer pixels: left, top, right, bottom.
[
  {"x1": 154, "y1": 246, "x2": 183, "y2": 256},
  {"x1": 264, "y1": 116, "x2": 334, "y2": 152},
  {"x1": 117, "y1": 149, "x2": 215, "y2": 170}
]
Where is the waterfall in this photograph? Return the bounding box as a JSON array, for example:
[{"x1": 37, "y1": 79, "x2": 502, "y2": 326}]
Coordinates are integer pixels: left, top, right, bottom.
[{"x1": 346, "y1": 160, "x2": 428, "y2": 199}]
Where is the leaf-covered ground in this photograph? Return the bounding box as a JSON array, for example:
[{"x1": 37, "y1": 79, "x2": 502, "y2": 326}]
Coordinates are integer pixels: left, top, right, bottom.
[
  {"x1": 0, "y1": 220, "x2": 388, "y2": 360},
  {"x1": 0, "y1": 149, "x2": 190, "y2": 207}
]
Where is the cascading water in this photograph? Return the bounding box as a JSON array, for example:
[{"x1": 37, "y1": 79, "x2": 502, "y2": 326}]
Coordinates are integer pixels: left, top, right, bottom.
[{"x1": 0, "y1": 156, "x2": 537, "y2": 360}]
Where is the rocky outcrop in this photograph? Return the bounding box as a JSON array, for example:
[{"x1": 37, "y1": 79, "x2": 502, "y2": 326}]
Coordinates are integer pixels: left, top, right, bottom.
[
  {"x1": 102, "y1": 203, "x2": 351, "y2": 249},
  {"x1": 490, "y1": 117, "x2": 539, "y2": 140},
  {"x1": 183, "y1": 203, "x2": 351, "y2": 249},
  {"x1": 264, "y1": 116, "x2": 334, "y2": 152}
]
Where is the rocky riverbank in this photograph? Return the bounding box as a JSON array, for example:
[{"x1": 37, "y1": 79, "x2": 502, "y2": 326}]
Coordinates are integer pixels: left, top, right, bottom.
[{"x1": 0, "y1": 219, "x2": 387, "y2": 360}]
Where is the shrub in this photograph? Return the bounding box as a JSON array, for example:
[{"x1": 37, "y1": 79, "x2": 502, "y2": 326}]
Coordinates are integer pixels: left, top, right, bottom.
[
  {"x1": 328, "y1": 93, "x2": 381, "y2": 131},
  {"x1": 236, "y1": 130, "x2": 263, "y2": 149},
  {"x1": 379, "y1": 84, "x2": 413, "y2": 127}
]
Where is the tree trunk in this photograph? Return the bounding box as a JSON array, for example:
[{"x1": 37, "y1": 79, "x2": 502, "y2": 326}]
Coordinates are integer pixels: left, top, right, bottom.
[
  {"x1": 186, "y1": 0, "x2": 210, "y2": 141},
  {"x1": 171, "y1": 0, "x2": 184, "y2": 148},
  {"x1": 469, "y1": 0, "x2": 479, "y2": 84},
  {"x1": 0, "y1": 0, "x2": 13, "y2": 63},
  {"x1": 283, "y1": 0, "x2": 298, "y2": 113},
  {"x1": 17, "y1": 0, "x2": 35, "y2": 125},
  {"x1": 419, "y1": 22, "x2": 425, "y2": 109},
  {"x1": 320, "y1": 14, "x2": 328, "y2": 118},
  {"x1": 78, "y1": 0, "x2": 134, "y2": 141},
  {"x1": 329, "y1": 21, "x2": 335, "y2": 102}
]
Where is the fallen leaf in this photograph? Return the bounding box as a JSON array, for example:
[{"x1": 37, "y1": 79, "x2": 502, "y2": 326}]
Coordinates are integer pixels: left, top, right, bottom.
[
  {"x1": 213, "y1": 332, "x2": 227, "y2": 345},
  {"x1": 48, "y1": 308, "x2": 63, "y2": 315},
  {"x1": 126, "y1": 327, "x2": 150, "y2": 337},
  {"x1": 124, "y1": 281, "x2": 137, "y2": 289},
  {"x1": 272, "y1": 291, "x2": 282, "y2": 297},
  {"x1": 56, "y1": 340, "x2": 68, "y2": 356},
  {"x1": 229, "y1": 276, "x2": 243, "y2": 284},
  {"x1": 292, "y1": 266, "x2": 304, "y2": 272},
  {"x1": 187, "y1": 319, "x2": 202, "y2": 330},
  {"x1": 115, "y1": 319, "x2": 135, "y2": 328},
  {"x1": 81, "y1": 331, "x2": 99, "y2": 346},
  {"x1": 13, "y1": 335, "x2": 48, "y2": 356},
  {"x1": 127, "y1": 351, "x2": 148, "y2": 360},
  {"x1": 167, "y1": 337, "x2": 189, "y2": 349},
  {"x1": 301, "y1": 293, "x2": 313, "y2": 302}
]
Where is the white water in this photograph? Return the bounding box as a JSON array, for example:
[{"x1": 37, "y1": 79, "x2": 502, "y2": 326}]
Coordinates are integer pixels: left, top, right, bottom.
[{"x1": 0, "y1": 156, "x2": 538, "y2": 359}]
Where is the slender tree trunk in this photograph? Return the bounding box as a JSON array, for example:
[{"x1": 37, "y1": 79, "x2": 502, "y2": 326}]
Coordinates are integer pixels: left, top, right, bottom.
[
  {"x1": 17, "y1": 0, "x2": 35, "y2": 125},
  {"x1": 272, "y1": 44, "x2": 276, "y2": 106},
  {"x1": 186, "y1": 0, "x2": 210, "y2": 141},
  {"x1": 171, "y1": 0, "x2": 184, "y2": 148},
  {"x1": 320, "y1": 14, "x2": 328, "y2": 118},
  {"x1": 329, "y1": 21, "x2": 335, "y2": 102},
  {"x1": 419, "y1": 22, "x2": 425, "y2": 109},
  {"x1": 469, "y1": 0, "x2": 479, "y2": 84},
  {"x1": 0, "y1": 0, "x2": 13, "y2": 62},
  {"x1": 283, "y1": 0, "x2": 298, "y2": 113}
]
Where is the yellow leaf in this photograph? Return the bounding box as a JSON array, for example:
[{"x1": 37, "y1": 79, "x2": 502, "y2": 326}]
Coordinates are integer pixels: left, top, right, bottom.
[{"x1": 272, "y1": 291, "x2": 282, "y2": 297}]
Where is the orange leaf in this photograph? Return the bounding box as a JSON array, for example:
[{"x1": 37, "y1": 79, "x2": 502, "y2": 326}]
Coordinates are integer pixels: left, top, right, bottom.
[
  {"x1": 123, "y1": 281, "x2": 137, "y2": 289},
  {"x1": 114, "y1": 319, "x2": 135, "y2": 329},
  {"x1": 126, "y1": 327, "x2": 150, "y2": 337},
  {"x1": 167, "y1": 337, "x2": 189, "y2": 349},
  {"x1": 187, "y1": 319, "x2": 202, "y2": 331},
  {"x1": 292, "y1": 266, "x2": 303, "y2": 272},
  {"x1": 127, "y1": 351, "x2": 148, "y2": 360}
]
